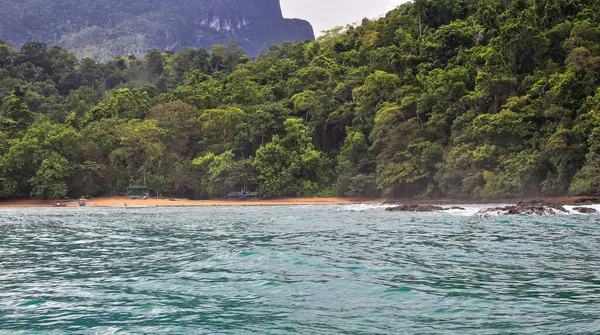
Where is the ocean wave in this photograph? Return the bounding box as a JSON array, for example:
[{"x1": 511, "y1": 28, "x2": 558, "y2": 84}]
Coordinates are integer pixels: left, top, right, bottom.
[
  {"x1": 336, "y1": 204, "x2": 389, "y2": 212},
  {"x1": 564, "y1": 204, "x2": 600, "y2": 214}
]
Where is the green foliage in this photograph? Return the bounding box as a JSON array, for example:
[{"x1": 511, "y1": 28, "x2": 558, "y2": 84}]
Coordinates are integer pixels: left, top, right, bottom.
[
  {"x1": 192, "y1": 150, "x2": 254, "y2": 198},
  {"x1": 253, "y1": 118, "x2": 331, "y2": 198},
  {"x1": 335, "y1": 129, "x2": 376, "y2": 197},
  {"x1": 29, "y1": 152, "x2": 71, "y2": 198},
  {"x1": 1, "y1": 87, "x2": 34, "y2": 133},
  {"x1": 0, "y1": 0, "x2": 599, "y2": 200},
  {"x1": 3, "y1": 121, "x2": 79, "y2": 197},
  {"x1": 110, "y1": 119, "x2": 166, "y2": 187},
  {"x1": 198, "y1": 107, "x2": 247, "y2": 154},
  {"x1": 86, "y1": 88, "x2": 152, "y2": 122}
]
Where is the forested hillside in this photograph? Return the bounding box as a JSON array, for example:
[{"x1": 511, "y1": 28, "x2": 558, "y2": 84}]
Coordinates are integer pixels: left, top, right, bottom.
[{"x1": 1, "y1": 0, "x2": 600, "y2": 200}]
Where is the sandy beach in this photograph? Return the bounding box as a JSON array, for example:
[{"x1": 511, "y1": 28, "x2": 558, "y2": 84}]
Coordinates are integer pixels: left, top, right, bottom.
[
  {"x1": 0, "y1": 196, "x2": 388, "y2": 208},
  {"x1": 0, "y1": 196, "x2": 596, "y2": 208}
]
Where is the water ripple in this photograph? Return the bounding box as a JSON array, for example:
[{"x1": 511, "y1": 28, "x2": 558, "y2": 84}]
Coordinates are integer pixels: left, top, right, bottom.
[{"x1": 1, "y1": 206, "x2": 600, "y2": 334}]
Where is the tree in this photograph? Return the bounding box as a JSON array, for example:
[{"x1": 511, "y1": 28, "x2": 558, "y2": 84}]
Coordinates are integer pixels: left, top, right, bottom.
[
  {"x1": 29, "y1": 152, "x2": 71, "y2": 198},
  {"x1": 3, "y1": 121, "x2": 80, "y2": 198},
  {"x1": 1, "y1": 87, "x2": 34, "y2": 133},
  {"x1": 149, "y1": 100, "x2": 199, "y2": 155},
  {"x1": 64, "y1": 86, "x2": 98, "y2": 128},
  {"x1": 570, "y1": 89, "x2": 600, "y2": 194},
  {"x1": 86, "y1": 88, "x2": 152, "y2": 122},
  {"x1": 79, "y1": 118, "x2": 126, "y2": 195},
  {"x1": 17, "y1": 41, "x2": 51, "y2": 72},
  {"x1": 171, "y1": 73, "x2": 222, "y2": 110},
  {"x1": 198, "y1": 107, "x2": 247, "y2": 154},
  {"x1": 253, "y1": 118, "x2": 331, "y2": 197},
  {"x1": 353, "y1": 70, "x2": 402, "y2": 132},
  {"x1": 224, "y1": 68, "x2": 265, "y2": 105},
  {"x1": 78, "y1": 57, "x2": 103, "y2": 90},
  {"x1": 192, "y1": 150, "x2": 255, "y2": 198},
  {"x1": 335, "y1": 129, "x2": 377, "y2": 196},
  {"x1": 110, "y1": 119, "x2": 166, "y2": 187},
  {"x1": 146, "y1": 48, "x2": 165, "y2": 77},
  {"x1": 0, "y1": 43, "x2": 17, "y2": 69},
  {"x1": 209, "y1": 41, "x2": 248, "y2": 74}
]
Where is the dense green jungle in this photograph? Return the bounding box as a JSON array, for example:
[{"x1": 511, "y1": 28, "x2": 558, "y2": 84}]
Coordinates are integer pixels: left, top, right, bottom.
[{"x1": 0, "y1": 0, "x2": 599, "y2": 200}]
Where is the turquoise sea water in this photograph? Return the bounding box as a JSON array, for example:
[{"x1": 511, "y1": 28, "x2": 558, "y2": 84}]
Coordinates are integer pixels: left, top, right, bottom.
[{"x1": 1, "y1": 205, "x2": 600, "y2": 334}]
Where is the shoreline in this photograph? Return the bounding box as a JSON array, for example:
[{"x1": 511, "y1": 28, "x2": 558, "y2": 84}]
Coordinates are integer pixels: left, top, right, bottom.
[
  {"x1": 0, "y1": 197, "x2": 386, "y2": 208},
  {"x1": 0, "y1": 196, "x2": 597, "y2": 208}
]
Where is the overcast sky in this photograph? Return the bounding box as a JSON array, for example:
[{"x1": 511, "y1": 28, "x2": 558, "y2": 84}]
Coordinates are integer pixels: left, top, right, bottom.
[{"x1": 280, "y1": 0, "x2": 411, "y2": 36}]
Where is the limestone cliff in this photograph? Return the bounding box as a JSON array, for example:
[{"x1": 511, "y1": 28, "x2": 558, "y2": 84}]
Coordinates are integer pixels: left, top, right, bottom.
[{"x1": 0, "y1": 0, "x2": 314, "y2": 60}]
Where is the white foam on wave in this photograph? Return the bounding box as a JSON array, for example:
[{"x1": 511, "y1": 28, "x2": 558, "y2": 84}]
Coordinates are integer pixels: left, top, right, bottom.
[
  {"x1": 337, "y1": 204, "x2": 390, "y2": 212},
  {"x1": 444, "y1": 205, "x2": 498, "y2": 216},
  {"x1": 564, "y1": 204, "x2": 600, "y2": 214},
  {"x1": 352, "y1": 203, "x2": 600, "y2": 216},
  {"x1": 435, "y1": 204, "x2": 521, "y2": 216},
  {"x1": 441, "y1": 204, "x2": 600, "y2": 216},
  {"x1": 378, "y1": 204, "x2": 511, "y2": 216},
  {"x1": 469, "y1": 204, "x2": 600, "y2": 216}
]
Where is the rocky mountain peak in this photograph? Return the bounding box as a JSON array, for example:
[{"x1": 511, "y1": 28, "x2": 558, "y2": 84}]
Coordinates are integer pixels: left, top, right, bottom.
[{"x1": 0, "y1": 0, "x2": 314, "y2": 60}]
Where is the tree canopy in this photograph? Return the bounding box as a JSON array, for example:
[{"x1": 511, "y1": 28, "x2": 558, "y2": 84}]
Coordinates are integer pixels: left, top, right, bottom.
[{"x1": 1, "y1": 0, "x2": 600, "y2": 199}]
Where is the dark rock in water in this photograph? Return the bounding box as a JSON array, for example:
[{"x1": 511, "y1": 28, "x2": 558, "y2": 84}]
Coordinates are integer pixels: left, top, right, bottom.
[
  {"x1": 572, "y1": 207, "x2": 598, "y2": 214},
  {"x1": 0, "y1": 0, "x2": 314, "y2": 60},
  {"x1": 516, "y1": 200, "x2": 567, "y2": 212},
  {"x1": 386, "y1": 204, "x2": 445, "y2": 212},
  {"x1": 385, "y1": 204, "x2": 466, "y2": 212},
  {"x1": 475, "y1": 200, "x2": 569, "y2": 217}
]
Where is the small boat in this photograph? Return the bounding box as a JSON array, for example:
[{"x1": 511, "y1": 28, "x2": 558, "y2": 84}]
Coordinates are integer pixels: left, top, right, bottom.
[{"x1": 53, "y1": 202, "x2": 67, "y2": 207}]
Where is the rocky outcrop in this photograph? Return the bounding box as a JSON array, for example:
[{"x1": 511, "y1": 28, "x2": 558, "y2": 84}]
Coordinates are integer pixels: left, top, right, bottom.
[
  {"x1": 386, "y1": 204, "x2": 465, "y2": 212},
  {"x1": 475, "y1": 200, "x2": 569, "y2": 217},
  {"x1": 0, "y1": 0, "x2": 314, "y2": 60},
  {"x1": 572, "y1": 207, "x2": 599, "y2": 214}
]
